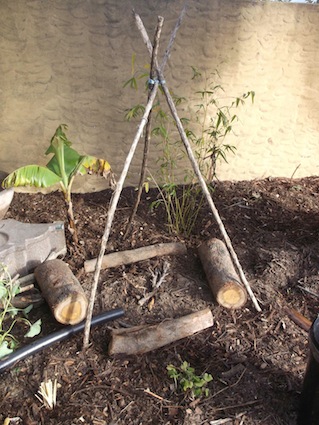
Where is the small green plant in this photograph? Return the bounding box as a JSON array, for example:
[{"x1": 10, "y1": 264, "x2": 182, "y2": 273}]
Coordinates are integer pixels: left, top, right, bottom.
[
  {"x1": 167, "y1": 360, "x2": 213, "y2": 400},
  {"x1": 2, "y1": 124, "x2": 113, "y2": 243},
  {"x1": 0, "y1": 264, "x2": 41, "y2": 359},
  {"x1": 149, "y1": 176, "x2": 203, "y2": 236}
]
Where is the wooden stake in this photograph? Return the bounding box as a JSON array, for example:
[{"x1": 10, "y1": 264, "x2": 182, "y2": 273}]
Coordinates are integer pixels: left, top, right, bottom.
[
  {"x1": 124, "y1": 15, "x2": 164, "y2": 238},
  {"x1": 83, "y1": 7, "x2": 187, "y2": 349},
  {"x1": 198, "y1": 238, "x2": 247, "y2": 309},
  {"x1": 108, "y1": 308, "x2": 214, "y2": 356},
  {"x1": 35, "y1": 259, "x2": 88, "y2": 325},
  {"x1": 84, "y1": 242, "x2": 186, "y2": 273},
  {"x1": 134, "y1": 15, "x2": 261, "y2": 313}
]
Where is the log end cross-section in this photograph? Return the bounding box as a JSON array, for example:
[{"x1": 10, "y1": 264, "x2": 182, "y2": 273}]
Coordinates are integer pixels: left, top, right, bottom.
[
  {"x1": 34, "y1": 259, "x2": 88, "y2": 325},
  {"x1": 198, "y1": 238, "x2": 247, "y2": 309}
]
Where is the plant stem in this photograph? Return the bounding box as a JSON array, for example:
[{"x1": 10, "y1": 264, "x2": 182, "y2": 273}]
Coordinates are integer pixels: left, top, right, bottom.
[{"x1": 62, "y1": 178, "x2": 78, "y2": 244}]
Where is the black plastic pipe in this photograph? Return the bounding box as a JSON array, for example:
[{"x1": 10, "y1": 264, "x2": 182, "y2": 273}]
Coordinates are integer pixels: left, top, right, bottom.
[{"x1": 0, "y1": 308, "x2": 124, "y2": 374}]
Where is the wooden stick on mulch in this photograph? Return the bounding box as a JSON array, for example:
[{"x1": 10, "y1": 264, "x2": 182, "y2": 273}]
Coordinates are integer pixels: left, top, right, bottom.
[
  {"x1": 284, "y1": 307, "x2": 311, "y2": 332},
  {"x1": 83, "y1": 10, "x2": 186, "y2": 348},
  {"x1": 134, "y1": 15, "x2": 261, "y2": 313},
  {"x1": 84, "y1": 242, "x2": 186, "y2": 273}
]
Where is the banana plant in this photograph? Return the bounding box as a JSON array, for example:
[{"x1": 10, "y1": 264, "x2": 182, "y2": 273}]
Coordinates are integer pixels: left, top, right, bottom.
[{"x1": 2, "y1": 124, "x2": 114, "y2": 243}]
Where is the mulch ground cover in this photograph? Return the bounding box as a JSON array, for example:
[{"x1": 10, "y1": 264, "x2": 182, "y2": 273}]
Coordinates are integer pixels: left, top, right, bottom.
[{"x1": 1, "y1": 176, "x2": 319, "y2": 424}]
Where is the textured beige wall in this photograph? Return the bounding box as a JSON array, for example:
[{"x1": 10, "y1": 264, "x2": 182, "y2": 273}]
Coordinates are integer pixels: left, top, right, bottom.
[{"x1": 1, "y1": 0, "x2": 319, "y2": 192}]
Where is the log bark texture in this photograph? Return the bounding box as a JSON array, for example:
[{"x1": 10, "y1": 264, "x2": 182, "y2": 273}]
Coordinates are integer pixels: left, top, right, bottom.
[
  {"x1": 198, "y1": 238, "x2": 247, "y2": 309},
  {"x1": 34, "y1": 259, "x2": 88, "y2": 325},
  {"x1": 84, "y1": 242, "x2": 186, "y2": 273},
  {"x1": 108, "y1": 308, "x2": 214, "y2": 356}
]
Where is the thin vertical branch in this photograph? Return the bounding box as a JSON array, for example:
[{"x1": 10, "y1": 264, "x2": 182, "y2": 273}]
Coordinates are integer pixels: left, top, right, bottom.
[
  {"x1": 134, "y1": 2, "x2": 188, "y2": 73},
  {"x1": 124, "y1": 16, "x2": 164, "y2": 238}
]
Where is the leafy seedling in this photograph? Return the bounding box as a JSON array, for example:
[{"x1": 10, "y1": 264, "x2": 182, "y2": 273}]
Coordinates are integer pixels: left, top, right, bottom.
[
  {"x1": 0, "y1": 264, "x2": 41, "y2": 359},
  {"x1": 2, "y1": 124, "x2": 114, "y2": 243},
  {"x1": 167, "y1": 360, "x2": 213, "y2": 400}
]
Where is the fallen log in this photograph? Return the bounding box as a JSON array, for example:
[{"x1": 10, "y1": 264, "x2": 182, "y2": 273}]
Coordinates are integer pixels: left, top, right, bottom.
[
  {"x1": 84, "y1": 242, "x2": 186, "y2": 273},
  {"x1": 34, "y1": 259, "x2": 88, "y2": 325},
  {"x1": 198, "y1": 238, "x2": 247, "y2": 309},
  {"x1": 108, "y1": 307, "x2": 214, "y2": 356}
]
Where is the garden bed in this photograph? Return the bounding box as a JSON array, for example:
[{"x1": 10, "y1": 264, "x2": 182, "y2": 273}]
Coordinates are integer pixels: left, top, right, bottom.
[{"x1": 1, "y1": 176, "x2": 319, "y2": 424}]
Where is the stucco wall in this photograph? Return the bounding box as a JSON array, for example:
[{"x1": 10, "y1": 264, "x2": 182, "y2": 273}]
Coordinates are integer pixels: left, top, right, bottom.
[{"x1": 1, "y1": 0, "x2": 319, "y2": 192}]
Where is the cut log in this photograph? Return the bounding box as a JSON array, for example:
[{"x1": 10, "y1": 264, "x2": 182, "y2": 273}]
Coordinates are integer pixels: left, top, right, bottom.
[
  {"x1": 198, "y1": 238, "x2": 247, "y2": 309},
  {"x1": 108, "y1": 308, "x2": 214, "y2": 356},
  {"x1": 84, "y1": 242, "x2": 187, "y2": 273},
  {"x1": 34, "y1": 259, "x2": 88, "y2": 325}
]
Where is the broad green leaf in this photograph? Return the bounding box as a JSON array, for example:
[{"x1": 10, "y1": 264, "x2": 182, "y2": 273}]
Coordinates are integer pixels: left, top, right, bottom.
[
  {"x1": 25, "y1": 319, "x2": 42, "y2": 338},
  {"x1": 2, "y1": 166, "x2": 61, "y2": 189},
  {"x1": 46, "y1": 144, "x2": 81, "y2": 180},
  {"x1": 181, "y1": 361, "x2": 191, "y2": 371},
  {"x1": 203, "y1": 373, "x2": 213, "y2": 382},
  {"x1": 181, "y1": 379, "x2": 193, "y2": 391},
  {"x1": 0, "y1": 341, "x2": 13, "y2": 359}
]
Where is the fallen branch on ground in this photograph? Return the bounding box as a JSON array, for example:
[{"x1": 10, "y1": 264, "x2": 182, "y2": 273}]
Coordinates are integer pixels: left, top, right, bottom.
[
  {"x1": 108, "y1": 308, "x2": 214, "y2": 355},
  {"x1": 284, "y1": 307, "x2": 311, "y2": 332},
  {"x1": 84, "y1": 242, "x2": 186, "y2": 273}
]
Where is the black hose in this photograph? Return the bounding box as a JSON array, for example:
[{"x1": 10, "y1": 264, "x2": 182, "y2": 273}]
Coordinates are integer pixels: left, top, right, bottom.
[{"x1": 0, "y1": 308, "x2": 124, "y2": 374}]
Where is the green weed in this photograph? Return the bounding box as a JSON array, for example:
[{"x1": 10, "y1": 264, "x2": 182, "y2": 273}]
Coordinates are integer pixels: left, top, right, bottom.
[
  {"x1": 0, "y1": 264, "x2": 41, "y2": 359},
  {"x1": 167, "y1": 360, "x2": 213, "y2": 400}
]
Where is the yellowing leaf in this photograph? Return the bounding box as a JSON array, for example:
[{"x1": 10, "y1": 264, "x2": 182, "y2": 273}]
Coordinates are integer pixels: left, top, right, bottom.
[
  {"x1": 2, "y1": 166, "x2": 60, "y2": 189},
  {"x1": 78, "y1": 156, "x2": 111, "y2": 178}
]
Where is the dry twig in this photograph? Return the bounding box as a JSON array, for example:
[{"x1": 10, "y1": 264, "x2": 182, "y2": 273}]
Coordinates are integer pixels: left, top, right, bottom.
[
  {"x1": 138, "y1": 261, "x2": 170, "y2": 306},
  {"x1": 35, "y1": 378, "x2": 58, "y2": 410}
]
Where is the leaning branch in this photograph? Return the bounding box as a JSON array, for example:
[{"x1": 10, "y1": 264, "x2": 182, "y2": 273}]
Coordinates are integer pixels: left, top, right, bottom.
[
  {"x1": 124, "y1": 15, "x2": 164, "y2": 237},
  {"x1": 83, "y1": 7, "x2": 188, "y2": 348},
  {"x1": 134, "y1": 14, "x2": 261, "y2": 312},
  {"x1": 83, "y1": 81, "x2": 160, "y2": 348}
]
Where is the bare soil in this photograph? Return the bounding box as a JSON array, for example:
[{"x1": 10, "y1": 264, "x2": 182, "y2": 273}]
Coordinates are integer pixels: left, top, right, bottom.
[{"x1": 1, "y1": 176, "x2": 319, "y2": 425}]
